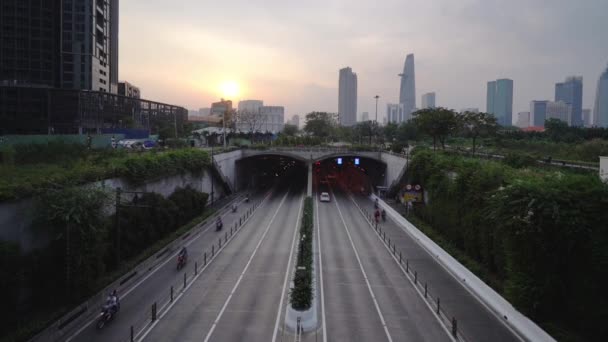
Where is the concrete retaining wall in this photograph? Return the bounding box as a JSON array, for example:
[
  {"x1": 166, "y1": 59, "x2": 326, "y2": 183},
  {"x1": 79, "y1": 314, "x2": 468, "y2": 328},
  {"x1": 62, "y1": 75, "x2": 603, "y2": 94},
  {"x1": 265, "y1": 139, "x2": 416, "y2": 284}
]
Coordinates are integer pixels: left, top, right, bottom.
[{"x1": 0, "y1": 171, "x2": 226, "y2": 252}]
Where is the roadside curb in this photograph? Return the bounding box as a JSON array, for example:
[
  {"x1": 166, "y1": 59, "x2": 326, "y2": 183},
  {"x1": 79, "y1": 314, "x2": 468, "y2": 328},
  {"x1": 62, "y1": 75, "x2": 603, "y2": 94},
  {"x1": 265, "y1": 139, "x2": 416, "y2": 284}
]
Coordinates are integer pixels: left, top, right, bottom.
[{"x1": 284, "y1": 234, "x2": 318, "y2": 333}]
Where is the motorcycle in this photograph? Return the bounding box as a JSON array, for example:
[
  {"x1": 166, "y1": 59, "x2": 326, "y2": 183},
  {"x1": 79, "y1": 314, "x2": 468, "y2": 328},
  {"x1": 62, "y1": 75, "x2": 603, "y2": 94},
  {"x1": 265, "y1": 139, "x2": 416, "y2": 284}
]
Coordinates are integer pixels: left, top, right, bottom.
[
  {"x1": 232, "y1": 204, "x2": 237, "y2": 213},
  {"x1": 381, "y1": 210, "x2": 386, "y2": 222},
  {"x1": 245, "y1": 194, "x2": 250, "y2": 203},
  {"x1": 216, "y1": 220, "x2": 223, "y2": 231},
  {"x1": 177, "y1": 253, "x2": 187, "y2": 270},
  {"x1": 96, "y1": 305, "x2": 117, "y2": 329}
]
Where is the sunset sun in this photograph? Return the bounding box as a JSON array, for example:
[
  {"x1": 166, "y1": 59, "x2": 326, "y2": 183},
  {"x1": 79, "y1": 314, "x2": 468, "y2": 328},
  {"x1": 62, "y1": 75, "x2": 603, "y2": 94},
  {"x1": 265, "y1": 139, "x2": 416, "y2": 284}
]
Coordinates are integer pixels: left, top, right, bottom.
[{"x1": 219, "y1": 80, "x2": 240, "y2": 98}]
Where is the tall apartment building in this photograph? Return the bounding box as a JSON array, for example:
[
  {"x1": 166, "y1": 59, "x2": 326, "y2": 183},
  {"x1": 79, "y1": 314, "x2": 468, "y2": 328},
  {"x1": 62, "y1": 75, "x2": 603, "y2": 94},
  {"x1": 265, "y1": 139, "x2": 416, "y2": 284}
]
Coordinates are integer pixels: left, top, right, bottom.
[
  {"x1": 0, "y1": 0, "x2": 119, "y2": 92},
  {"x1": 487, "y1": 79, "x2": 513, "y2": 126},
  {"x1": 238, "y1": 100, "x2": 263, "y2": 113},
  {"x1": 555, "y1": 76, "x2": 583, "y2": 126},
  {"x1": 236, "y1": 100, "x2": 284, "y2": 133},
  {"x1": 338, "y1": 67, "x2": 357, "y2": 126},
  {"x1": 421, "y1": 92, "x2": 436, "y2": 109}
]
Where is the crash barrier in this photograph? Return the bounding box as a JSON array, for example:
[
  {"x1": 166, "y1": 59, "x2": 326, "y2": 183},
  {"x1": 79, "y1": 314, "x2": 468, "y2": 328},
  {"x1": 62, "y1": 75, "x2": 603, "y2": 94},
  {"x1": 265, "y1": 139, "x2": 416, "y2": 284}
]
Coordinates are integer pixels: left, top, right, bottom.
[
  {"x1": 115, "y1": 198, "x2": 265, "y2": 342},
  {"x1": 30, "y1": 194, "x2": 240, "y2": 342},
  {"x1": 358, "y1": 203, "x2": 470, "y2": 342},
  {"x1": 365, "y1": 194, "x2": 556, "y2": 342}
]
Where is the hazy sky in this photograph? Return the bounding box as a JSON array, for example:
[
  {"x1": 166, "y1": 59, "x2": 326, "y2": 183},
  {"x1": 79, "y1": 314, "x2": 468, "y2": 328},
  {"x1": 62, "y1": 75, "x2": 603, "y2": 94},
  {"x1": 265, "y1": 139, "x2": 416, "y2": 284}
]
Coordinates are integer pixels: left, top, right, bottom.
[{"x1": 120, "y1": 0, "x2": 608, "y2": 123}]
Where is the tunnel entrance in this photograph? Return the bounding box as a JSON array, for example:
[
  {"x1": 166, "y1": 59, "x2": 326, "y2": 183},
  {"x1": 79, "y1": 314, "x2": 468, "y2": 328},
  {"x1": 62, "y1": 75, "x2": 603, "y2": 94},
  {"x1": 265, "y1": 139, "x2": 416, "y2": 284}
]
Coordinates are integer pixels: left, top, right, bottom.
[
  {"x1": 313, "y1": 156, "x2": 386, "y2": 195},
  {"x1": 235, "y1": 155, "x2": 308, "y2": 192}
]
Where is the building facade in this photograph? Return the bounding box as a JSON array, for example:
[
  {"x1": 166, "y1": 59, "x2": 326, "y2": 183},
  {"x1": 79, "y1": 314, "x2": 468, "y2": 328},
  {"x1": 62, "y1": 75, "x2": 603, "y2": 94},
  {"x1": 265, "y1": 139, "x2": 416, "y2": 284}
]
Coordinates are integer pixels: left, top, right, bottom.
[
  {"x1": 594, "y1": 64, "x2": 608, "y2": 128},
  {"x1": 0, "y1": 85, "x2": 186, "y2": 135},
  {"x1": 338, "y1": 67, "x2": 357, "y2": 126},
  {"x1": 530, "y1": 100, "x2": 548, "y2": 127},
  {"x1": 555, "y1": 76, "x2": 583, "y2": 126},
  {"x1": 288, "y1": 114, "x2": 300, "y2": 128},
  {"x1": 421, "y1": 92, "x2": 436, "y2": 109},
  {"x1": 516, "y1": 111, "x2": 530, "y2": 128},
  {"x1": 238, "y1": 100, "x2": 263, "y2": 113},
  {"x1": 546, "y1": 100, "x2": 572, "y2": 123},
  {"x1": 399, "y1": 54, "x2": 416, "y2": 116},
  {"x1": 360, "y1": 112, "x2": 369, "y2": 122},
  {"x1": 487, "y1": 79, "x2": 513, "y2": 126},
  {"x1": 259, "y1": 106, "x2": 284, "y2": 133},
  {"x1": 582, "y1": 109, "x2": 592, "y2": 127},
  {"x1": 460, "y1": 108, "x2": 479, "y2": 113},
  {"x1": 386, "y1": 103, "x2": 406, "y2": 124},
  {"x1": 118, "y1": 81, "x2": 140, "y2": 98}
]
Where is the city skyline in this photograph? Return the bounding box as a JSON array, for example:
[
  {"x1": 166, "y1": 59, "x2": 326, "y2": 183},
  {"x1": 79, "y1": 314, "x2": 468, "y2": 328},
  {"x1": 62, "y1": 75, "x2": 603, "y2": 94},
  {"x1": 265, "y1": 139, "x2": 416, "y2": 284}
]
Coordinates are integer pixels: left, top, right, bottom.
[{"x1": 115, "y1": 0, "x2": 608, "y2": 123}]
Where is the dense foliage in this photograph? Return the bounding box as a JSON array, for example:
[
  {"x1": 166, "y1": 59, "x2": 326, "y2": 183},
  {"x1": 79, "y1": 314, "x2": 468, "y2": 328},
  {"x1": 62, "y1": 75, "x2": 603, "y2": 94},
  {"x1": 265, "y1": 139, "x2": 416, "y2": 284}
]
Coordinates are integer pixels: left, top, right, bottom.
[
  {"x1": 0, "y1": 185, "x2": 209, "y2": 342},
  {"x1": 0, "y1": 144, "x2": 210, "y2": 201},
  {"x1": 407, "y1": 150, "x2": 608, "y2": 341},
  {"x1": 290, "y1": 197, "x2": 313, "y2": 310}
]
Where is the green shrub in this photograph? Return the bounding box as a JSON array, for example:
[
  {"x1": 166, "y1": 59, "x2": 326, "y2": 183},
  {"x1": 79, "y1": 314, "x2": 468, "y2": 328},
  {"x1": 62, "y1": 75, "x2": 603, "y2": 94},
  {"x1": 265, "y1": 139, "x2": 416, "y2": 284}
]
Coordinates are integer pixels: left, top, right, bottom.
[
  {"x1": 503, "y1": 152, "x2": 537, "y2": 168},
  {"x1": 290, "y1": 197, "x2": 314, "y2": 310}
]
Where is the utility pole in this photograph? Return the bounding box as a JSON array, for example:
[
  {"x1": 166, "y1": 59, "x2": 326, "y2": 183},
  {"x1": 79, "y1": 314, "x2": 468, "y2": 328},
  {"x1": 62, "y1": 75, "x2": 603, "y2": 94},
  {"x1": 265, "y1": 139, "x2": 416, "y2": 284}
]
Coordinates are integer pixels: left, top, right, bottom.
[
  {"x1": 115, "y1": 187, "x2": 122, "y2": 266},
  {"x1": 210, "y1": 145, "x2": 214, "y2": 205},
  {"x1": 223, "y1": 110, "x2": 227, "y2": 148},
  {"x1": 374, "y1": 95, "x2": 380, "y2": 145}
]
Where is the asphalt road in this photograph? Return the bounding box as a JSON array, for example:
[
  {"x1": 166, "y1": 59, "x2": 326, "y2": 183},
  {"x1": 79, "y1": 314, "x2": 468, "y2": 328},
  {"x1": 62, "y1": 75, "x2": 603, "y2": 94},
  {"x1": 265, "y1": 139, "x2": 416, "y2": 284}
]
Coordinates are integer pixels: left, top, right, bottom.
[
  {"x1": 68, "y1": 187, "x2": 521, "y2": 342},
  {"x1": 313, "y1": 189, "x2": 452, "y2": 342},
  {"x1": 349, "y1": 192, "x2": 521, "y2": 342},
  {"x1": 66, "y1": 192, "x2": 268, "y2": 342},
  {"x1": 141, "y1": 188, "x2": 303, "y2": 342}
]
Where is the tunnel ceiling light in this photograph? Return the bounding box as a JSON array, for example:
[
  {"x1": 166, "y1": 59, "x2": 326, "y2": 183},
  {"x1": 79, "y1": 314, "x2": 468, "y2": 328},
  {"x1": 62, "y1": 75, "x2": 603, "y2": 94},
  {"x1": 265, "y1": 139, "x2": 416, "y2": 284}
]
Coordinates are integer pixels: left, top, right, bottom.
[
  {"x1": 337, "y1": 158, "x2": 342, "y2": 165},
  {"x1": 354, "y1": 158, "x2": 360, "y2": 165}
]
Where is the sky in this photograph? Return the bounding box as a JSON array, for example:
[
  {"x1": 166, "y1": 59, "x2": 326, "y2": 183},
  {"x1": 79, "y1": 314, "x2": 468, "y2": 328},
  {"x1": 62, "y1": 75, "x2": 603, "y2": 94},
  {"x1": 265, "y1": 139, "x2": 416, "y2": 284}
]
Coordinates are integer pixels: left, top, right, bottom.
[{"x1": 119, "y1": 0, "x2": 608, "y2": 124}]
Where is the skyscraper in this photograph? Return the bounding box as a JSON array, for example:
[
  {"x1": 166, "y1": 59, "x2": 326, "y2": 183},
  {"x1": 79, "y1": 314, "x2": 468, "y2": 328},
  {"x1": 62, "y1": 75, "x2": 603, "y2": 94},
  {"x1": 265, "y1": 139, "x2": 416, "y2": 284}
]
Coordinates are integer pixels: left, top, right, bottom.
[
  {"x1": 530, "y1": 100, "x2": 549, "y2": 127},
  {"x1": 555, "y1": 76, "x2": 583, "y2": 126},
  {"x1": 339, "y1": 67, "x2": 357, "y2": 126},
  {"x1": 110, "y1": 0, "x2": 119, "y2": 93},
  {"x1": 399, "y1": 54, "x2": 416, "y2": 116},
  {"x1": 594, "y1": 64, "x2": 608, "y2": 128},
  {"x1": 421, "y1": 92, "x2": 436, "y2": 109},
  {"x1": 360, "y1": 112, "x2": 369, "y2": 122},
  {"x1": 486, "y1": 79, "x2": 513, "y2": 126}
]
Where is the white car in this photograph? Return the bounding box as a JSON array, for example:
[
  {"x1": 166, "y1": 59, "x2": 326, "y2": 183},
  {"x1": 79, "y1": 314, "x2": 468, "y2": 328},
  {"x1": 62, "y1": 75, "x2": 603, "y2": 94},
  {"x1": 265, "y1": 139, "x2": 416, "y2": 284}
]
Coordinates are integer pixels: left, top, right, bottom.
[{"x1": 320, "y1": 192, "x2": 330, "y2": 202}]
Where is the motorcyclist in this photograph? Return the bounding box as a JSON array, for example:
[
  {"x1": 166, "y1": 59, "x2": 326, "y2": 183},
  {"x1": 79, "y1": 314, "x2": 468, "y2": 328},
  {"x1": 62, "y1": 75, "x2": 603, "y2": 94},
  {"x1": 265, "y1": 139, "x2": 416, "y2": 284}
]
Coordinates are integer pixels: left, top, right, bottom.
[
  {"x1": 374, "y1": 198, "x2": 379, "y2": 209},
  {"x1": 105, "y1": 290, "x2": 119, "y2": 315},
  {"x1": 245, "y1": 194, "x2": 250, "y2": 203},
  {"x1": 374, "y1": 209, "x2": 380, "y2": 223},
  {"x1": 216, "y1": 217, "x2": 223, "y2": 230},
  {"x1": 381, "y1": 209, "x2": 386, "y2": 222},
  {"x1": 232, "y1": 203, "x2": 237, "y2": 212},
  {"x1": 177, "y1": 247, "x2": 188, "y2": 268}
]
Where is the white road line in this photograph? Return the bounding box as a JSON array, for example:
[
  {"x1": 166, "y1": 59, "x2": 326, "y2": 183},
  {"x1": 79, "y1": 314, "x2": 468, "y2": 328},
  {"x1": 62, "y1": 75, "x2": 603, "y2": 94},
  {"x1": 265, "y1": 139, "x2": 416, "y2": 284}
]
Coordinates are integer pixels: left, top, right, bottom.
[
  {"x1": 64, "y1": 195, "x2": 250, "y2": 342},
  {"x1": 203, "y1": 191, "x2": 290, "y2": 342},
  {"x1": 347, "y1": 194, "x2": 458, "y2": 342},
  {"x1": 316, "y1": 195, "x2": 328, "y2": 342},
  {"x1": 134, "y1": 193, "x2": 272, "y2": 342},
  {"x1": 331, "y1": 191, "x2": 393, "y2": 342},
  {"x1": 271, "y1": 194, "x2": 304, "y2": 342}
]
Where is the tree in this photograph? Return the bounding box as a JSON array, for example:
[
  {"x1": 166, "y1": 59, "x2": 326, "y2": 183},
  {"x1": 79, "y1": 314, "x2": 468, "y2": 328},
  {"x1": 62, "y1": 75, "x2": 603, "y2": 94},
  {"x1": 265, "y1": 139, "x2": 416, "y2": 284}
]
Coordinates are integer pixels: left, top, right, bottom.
[
  {"x1": 544, "y1": 118, "x2": 570, "y2": 142},
  {"x1": 460, "y1": 111, "x2": 498, "y2": 153},
  {"x1": 236, "y1": 110, "x2": 264, "y2": 135},
  {"x1": 304, "y1": 112, "x2": 337, "y2": 140},
  {"x1": 412, "y1": 107, "x2": 459, "y2": 150},
  {"x1": 282, "y1": 124, "x2": 298, "y2": 136}
]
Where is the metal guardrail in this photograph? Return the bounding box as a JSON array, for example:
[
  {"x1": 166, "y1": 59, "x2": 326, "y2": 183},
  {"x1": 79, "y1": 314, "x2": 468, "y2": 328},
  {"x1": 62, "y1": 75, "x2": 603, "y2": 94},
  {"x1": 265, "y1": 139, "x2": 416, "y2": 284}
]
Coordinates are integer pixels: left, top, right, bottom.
[{"x1": 116, "y1": 197, "x2": 266, "y2": 342}]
